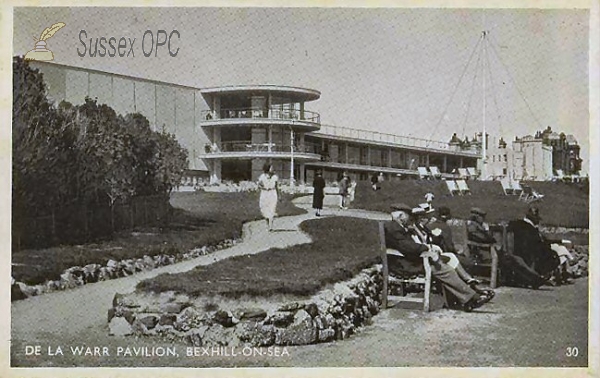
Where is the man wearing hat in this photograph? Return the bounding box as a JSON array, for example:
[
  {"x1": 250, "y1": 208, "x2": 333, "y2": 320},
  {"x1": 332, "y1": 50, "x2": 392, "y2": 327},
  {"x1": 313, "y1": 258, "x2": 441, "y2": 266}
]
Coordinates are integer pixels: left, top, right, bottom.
[
  {"x1": 507, "y1": 207, "x2": 560, "y2": 285},
  {"x1": 384, "y1": 203, "x2": 491, "y2": 311},
  {"x1": 413, "y1": 206, "x2": 495, "y2": 299}
]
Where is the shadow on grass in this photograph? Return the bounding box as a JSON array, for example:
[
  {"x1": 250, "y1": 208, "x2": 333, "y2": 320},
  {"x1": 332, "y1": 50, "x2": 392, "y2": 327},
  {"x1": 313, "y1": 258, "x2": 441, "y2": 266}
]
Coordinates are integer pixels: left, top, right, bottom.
[{"x1": 12, "y1": 191, "x2": 307, "y2": 285}]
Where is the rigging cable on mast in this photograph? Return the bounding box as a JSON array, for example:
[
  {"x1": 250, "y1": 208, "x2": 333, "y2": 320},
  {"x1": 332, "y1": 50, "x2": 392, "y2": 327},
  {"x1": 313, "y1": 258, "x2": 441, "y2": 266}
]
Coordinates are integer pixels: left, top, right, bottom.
[
  {"x1": 484, "y1": 34, "x2": 506, "y2": 144},
  {"x1": 425, "y1": 34, "x2": 483, "y2": 146},
  {"x1": 461, "y1": 44, "x2": 484, "y2": 140},
  {"x1": 487, "y1": 33, "x2": 545, "y2": 131}
]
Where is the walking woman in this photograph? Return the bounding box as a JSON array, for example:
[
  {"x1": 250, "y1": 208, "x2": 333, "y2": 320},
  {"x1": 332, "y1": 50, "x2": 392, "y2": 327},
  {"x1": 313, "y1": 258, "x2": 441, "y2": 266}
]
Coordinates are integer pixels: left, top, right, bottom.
[
  {"x1": 257, "y1": 163, "x2": 279, "y2": 231},
  {"x1": 312, "y1": 170, "x2": 326, "y2": 216}
]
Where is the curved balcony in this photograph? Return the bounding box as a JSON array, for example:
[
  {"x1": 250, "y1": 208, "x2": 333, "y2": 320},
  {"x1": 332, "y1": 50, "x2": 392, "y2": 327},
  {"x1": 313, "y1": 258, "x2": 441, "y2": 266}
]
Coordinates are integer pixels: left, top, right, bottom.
[
  {"x1": 199, "y1": 107, "x2": 321, "y2": 132},
  {"x1": 198, "y1": 141, "x2": 322, "y2": 161}
]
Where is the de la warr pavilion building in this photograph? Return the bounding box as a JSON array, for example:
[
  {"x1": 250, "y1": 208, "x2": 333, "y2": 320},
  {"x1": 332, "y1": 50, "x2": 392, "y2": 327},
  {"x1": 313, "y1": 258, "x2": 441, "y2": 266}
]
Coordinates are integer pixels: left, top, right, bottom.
[{"x1": 29, "y1": 60, "x2": 480, "y2": 184}]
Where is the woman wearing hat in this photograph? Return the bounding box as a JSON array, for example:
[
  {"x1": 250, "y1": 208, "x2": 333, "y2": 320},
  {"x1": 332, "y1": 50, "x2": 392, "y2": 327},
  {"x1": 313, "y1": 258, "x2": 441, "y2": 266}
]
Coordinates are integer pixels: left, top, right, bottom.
[
  {"x1": 412, "y1": 207, "x2": 495, "y2": 299},
  {"x1": 385, "y1": 203, "x2": 492, "y2": 312}
]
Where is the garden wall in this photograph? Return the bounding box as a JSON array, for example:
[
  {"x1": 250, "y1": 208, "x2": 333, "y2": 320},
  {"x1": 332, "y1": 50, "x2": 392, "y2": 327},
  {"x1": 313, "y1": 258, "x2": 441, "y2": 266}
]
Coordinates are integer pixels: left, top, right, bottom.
[{"x1": 107, "y1": 266, "x2": 383, "y2": 346}]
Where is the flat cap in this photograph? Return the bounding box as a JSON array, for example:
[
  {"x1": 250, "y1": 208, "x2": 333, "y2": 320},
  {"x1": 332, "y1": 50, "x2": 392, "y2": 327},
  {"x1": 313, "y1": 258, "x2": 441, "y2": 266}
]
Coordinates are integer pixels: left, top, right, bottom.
[
  {"x1": 390, "y1": 203, "x2": 412, "y2": 213},
  {"x1": 470, "y1": 207, "x2": 486, "y2": 216}
]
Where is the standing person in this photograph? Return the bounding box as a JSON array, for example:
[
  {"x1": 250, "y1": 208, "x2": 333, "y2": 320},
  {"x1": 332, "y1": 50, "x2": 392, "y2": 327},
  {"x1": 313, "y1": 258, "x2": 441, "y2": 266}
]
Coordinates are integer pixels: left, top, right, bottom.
[
  {"x1": 312, "y1": 170, "x2": 326, "y2": 216},
  {"x1": 257, "y1": 163, "x2": 279, "y2": 231},
  {"x1": 371, "y1": 172, "x2": 379, "y2": 191},
  {"x1": 424, "y1": 192, "x2": 435, "y2": 212},
  {"x1": 338, "y1": 172, "x2": 350, "y2": 209}
]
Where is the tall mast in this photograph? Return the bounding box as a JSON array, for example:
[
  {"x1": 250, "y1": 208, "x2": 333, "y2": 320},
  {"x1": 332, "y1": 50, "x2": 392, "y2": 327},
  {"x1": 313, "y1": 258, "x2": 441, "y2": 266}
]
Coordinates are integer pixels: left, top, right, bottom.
[{"x1": 481, "y1": 24, "x2": 488, "y2": 180}]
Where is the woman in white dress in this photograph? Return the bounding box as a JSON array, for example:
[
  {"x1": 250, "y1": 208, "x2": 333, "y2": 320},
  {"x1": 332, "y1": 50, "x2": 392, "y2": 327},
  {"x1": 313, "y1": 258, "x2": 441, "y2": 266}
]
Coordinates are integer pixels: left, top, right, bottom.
[{"x1": 257, "y1": 163, "x2": 279, "y2": 231}]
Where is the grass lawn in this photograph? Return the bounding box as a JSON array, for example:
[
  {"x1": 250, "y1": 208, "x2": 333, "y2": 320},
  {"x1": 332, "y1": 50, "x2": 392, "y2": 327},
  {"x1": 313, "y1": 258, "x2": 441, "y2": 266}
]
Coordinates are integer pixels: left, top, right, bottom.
[
  {"x1": 12, "y1": 192, "x2": 305, "y2": 285},
  {"x1": 353, "y1": 180, "x2": 588, "y2": 229},
  {"x1": 137, "y1": 216, "x2": 380, "y2": 298}
]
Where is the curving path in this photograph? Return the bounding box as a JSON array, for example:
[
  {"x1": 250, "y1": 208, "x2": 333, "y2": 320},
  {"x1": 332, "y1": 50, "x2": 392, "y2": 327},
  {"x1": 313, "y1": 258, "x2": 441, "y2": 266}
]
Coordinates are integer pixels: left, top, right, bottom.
[{"x1": 10, "y1": 196, "x2": 589, "y2": 368}]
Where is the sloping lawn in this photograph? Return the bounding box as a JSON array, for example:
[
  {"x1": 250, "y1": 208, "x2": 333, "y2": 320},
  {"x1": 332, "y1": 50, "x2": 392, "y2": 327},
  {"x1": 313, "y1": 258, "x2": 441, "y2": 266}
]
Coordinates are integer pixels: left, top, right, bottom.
[
  {"x1": 353, "y1": 180, "x2": 588, "y2": 229},
  {"x1": 137, "y1": 217, "x2": 380, "y2": 298},
  {"x1": 12, "y1": 192, "x2": 305, "y2": 285}
]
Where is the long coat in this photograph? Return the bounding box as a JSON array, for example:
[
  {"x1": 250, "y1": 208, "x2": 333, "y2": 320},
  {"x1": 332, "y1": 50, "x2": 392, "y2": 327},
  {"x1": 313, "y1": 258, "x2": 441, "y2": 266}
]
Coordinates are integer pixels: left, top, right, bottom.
[
  {"x1": 312, "y1": 176, "x2": 325, "y2": 209},
  {"x1": 508, "y1": 219, "x2": 560, "y2": 276},
  {"x1": 384, "y1": 221, "x2": 428, "y2": 275}
]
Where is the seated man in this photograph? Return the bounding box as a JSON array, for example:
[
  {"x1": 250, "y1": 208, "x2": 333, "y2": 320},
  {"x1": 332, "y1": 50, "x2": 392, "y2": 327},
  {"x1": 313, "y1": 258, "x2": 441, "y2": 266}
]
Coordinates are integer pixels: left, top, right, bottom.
[
  {"x1": 465, "y1": 207, "x2": 498, "y2": 264},
  {"x1": 508, "y1": 207, "x2": 561, "y2": 284},
  {"x1": 384, "y1": 203, "x2": 491, "y2": 312}
]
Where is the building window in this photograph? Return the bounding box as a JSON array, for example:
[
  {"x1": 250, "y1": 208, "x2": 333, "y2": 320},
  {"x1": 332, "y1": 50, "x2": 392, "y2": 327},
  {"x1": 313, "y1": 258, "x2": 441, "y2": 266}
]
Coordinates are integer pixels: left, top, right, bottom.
[
  {"x1": 504, "y1": 154, "x2": 507, "y2": 162},
  {"x1": 503, "y1": 168, "x2": 507, "y2": 175},
  {"x1": 492, "y1": 155, "x2": 495, "y2": 163}
]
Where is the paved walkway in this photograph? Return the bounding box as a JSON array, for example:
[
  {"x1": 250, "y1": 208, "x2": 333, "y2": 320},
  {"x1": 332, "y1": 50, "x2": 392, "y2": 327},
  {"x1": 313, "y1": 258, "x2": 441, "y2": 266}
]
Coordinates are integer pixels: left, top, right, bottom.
[
  {"x1": 10, "y1": 196, "x2": 589, "y2": 368},
  {"x1": 11, "y1": 202, "x2": 318, "y2": 343}
]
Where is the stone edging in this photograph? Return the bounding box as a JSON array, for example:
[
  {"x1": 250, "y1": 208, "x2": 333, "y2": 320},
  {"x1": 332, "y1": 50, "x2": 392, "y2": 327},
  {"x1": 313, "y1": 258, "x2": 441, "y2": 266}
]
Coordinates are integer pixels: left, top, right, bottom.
[
  {"x1": 11, "y1": 238, "x2": 240, "y2": 301},
  {"x1": 107, "y1": 266, "x2": 383, "y2": 347}
]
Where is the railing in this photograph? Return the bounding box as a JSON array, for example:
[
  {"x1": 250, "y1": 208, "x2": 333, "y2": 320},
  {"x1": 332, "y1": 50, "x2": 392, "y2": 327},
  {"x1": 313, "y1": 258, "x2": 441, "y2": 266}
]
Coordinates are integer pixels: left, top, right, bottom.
[
  {"x1": 203, "y1": 140, "x2": 314, "y2": 154},
  {"x1": 200, "y1": 107, "x2": 320, "y2": 124},
  {"x1": 314, "y1": 124, "x2": 478, "y2": 154}
]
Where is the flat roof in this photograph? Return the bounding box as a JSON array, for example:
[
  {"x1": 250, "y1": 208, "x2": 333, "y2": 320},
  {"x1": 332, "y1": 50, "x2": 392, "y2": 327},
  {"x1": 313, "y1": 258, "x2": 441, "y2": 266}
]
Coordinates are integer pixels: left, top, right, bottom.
[
  {"x1": 200, "y1": 85, "x2": 321, "y2": 103},
  {"x1": 26, "y1": 60, "x2": 204, "y2": 92}
]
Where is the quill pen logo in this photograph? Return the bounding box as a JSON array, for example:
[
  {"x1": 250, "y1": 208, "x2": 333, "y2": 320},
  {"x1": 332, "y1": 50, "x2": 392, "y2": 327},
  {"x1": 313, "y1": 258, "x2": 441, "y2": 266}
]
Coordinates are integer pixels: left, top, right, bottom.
[{"x1": 24, "y1": 22, "x2": 66, "y2": 61}]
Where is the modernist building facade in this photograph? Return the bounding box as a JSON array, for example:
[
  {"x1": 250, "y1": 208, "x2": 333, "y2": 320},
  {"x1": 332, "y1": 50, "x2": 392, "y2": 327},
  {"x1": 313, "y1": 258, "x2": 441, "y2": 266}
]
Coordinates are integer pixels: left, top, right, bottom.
[{"x1": 29, "y1": 60, "x2": 482, "y2": 184}]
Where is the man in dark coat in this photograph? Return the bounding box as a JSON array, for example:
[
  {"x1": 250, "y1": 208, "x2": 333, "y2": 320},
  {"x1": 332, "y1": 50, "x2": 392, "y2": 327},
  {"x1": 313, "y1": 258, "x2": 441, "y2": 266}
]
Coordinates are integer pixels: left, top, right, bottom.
[
  {"x1": 384, "y1": 203, "x2": 490, "y2": 311},
  {"x1": 508, "y1": 207, "x2": 560, "y2": 281}
]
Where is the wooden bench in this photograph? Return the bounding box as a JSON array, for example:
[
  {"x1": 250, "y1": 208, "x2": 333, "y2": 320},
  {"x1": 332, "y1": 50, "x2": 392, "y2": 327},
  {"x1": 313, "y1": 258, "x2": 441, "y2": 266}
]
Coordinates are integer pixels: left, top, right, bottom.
[{"x1": 379, "y1": 222, "x2": 434, "y2": 311}]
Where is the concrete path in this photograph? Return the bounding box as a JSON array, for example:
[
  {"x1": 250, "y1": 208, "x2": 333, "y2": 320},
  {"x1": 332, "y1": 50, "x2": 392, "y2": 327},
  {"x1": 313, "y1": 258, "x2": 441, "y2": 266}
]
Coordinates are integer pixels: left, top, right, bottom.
[
  {"x1": 11, "y1": 206, "x2": 316, "y2": 343},
  {"x1": 10, "y1": 196, "x2": 589, "y2": 368}
]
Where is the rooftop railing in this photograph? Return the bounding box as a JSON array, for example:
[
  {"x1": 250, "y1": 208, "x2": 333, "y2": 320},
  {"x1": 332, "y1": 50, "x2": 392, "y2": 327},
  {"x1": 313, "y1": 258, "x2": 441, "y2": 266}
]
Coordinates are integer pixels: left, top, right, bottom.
[
  {"x1": 314, "y1": 124, "x2": 478, "y2": 154},
  {"x1": 200, "y1": 107, "x2": 320, "y2": 124}
]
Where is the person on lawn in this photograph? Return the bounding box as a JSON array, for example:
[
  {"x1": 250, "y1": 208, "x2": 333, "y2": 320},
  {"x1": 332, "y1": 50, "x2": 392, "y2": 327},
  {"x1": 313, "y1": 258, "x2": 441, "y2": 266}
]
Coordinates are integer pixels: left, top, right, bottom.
[{"x1": 257, "y1": 163, "x2": 279, "y2": 231}]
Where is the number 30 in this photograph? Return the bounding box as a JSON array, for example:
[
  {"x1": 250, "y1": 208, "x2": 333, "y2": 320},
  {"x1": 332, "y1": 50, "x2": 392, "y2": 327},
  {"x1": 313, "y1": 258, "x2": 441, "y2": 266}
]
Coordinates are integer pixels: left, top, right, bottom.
[{"x1": 566, "y1": 347, "x2": 579, "y2": 357}]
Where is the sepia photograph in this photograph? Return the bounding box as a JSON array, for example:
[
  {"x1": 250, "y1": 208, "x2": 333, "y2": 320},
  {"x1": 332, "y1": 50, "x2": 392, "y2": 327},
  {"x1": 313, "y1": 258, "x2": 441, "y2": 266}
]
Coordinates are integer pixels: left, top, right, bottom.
[{"x1": 3, "y1": 1, "x2": 597, "y2": 375}]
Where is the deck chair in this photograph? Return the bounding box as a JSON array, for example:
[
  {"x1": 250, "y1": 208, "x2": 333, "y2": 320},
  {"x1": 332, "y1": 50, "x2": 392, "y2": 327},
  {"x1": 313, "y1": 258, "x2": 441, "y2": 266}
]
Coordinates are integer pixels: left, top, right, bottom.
[
  {"x1": 519, "y1": 184, "x2": 532, "y2": 201},
  {"x1": 445, "y1": 180, "x2": 460, "y2": 196},
  {"x1": 554, "y1": 169, "x2": 565, "y2": 181},
  {"x1": 429, "y1": 166, "x2": 442, "y2": 179},
  {"x1": 500, "y1": 179, "x2": 513, "y2": 195},
  {"x1": 511, "y1": 181, "x2": 523, "y2": 196},
  {"x1": 458, "y1": 168, "x2": 470, "y2": 180},
  {"x1": 466, "y1": 167, "x2": 478, "y2": 179},
  {"x1": 464, "y1": 224, "x2": 504, "y2": 289},
  {"x1": 379, "y1": 222, "x2": 433, "y2": 311},
  {"x1": 417, "y1": 167, "x2": 430, "y2": 180},
  {"x1": 456, "y1": 179, "x2": 471, "y2": 195}
]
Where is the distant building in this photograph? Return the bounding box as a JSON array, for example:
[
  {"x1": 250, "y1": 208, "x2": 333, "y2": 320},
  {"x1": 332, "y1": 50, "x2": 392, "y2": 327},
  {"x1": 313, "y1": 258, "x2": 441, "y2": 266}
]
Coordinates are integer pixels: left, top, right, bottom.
[
  {"x1": 468, "y1": 126, "x2": 579, "y2": 181},
  {"x1": 539, "y1": 126, "x2": 582, "y2": 175}
]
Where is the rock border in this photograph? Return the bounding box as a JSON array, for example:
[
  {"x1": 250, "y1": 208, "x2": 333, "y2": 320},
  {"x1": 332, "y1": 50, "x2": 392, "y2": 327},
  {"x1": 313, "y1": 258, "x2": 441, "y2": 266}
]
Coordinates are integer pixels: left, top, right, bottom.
[
  {"x1": 107, "y1": 266, "x2": 383, "y2": 347},
  {"x1": 11, "y1": 238, "x2": 240, "y2": 301}
]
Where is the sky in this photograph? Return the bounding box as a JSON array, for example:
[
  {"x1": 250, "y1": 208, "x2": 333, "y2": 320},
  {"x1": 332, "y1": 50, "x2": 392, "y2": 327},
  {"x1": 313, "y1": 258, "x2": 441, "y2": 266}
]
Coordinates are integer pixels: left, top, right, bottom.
[{"x1": 12, "y1": 6, "x2": 591, "y2": 172}]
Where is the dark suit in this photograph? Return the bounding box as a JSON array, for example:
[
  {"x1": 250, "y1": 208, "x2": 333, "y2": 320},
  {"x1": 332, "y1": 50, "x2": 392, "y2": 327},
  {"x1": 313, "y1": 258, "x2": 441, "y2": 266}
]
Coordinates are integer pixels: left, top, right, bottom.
[
  {"x1": 384, "y1": 220, "x2": 476, "y2": 304},
  {"x1": 508, "y1": 219, "x2": 560, "y2": 277}
]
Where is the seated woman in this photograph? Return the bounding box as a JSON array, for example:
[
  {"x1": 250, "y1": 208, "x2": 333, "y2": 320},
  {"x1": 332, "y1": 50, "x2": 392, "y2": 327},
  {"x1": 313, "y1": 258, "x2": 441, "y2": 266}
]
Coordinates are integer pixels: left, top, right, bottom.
[
  {"x1": 411, "y1": 207, "x2": 495, "y2": 299},
  {"x1": 384, "y1": 204, "x2": 492, "y2": 312}
]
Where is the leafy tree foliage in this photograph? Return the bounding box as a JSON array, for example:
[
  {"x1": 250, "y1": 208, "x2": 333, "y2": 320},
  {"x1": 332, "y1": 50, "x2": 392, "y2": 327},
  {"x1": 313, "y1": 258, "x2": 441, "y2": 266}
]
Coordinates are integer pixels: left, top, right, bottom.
[{"x1": 12, "y1": 56, "x2": 189, "y2": 248}]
